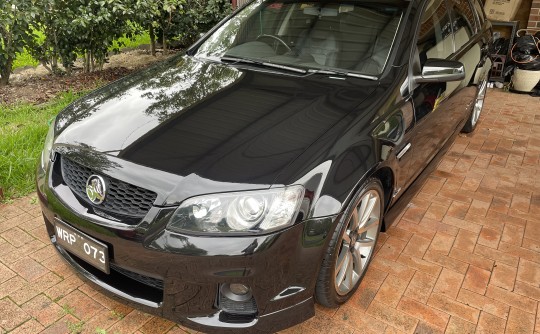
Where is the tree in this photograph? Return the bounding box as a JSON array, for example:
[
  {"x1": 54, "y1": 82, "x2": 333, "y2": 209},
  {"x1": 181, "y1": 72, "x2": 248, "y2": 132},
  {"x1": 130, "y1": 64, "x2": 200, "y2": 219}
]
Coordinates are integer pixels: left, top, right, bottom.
[
  {"x1": 0, "y1": 0, "x2": 39, "y2": 85},
  {"x1": 31, "y1": 0, "x2": 137, "y2": 74},
  {"x1": 132, "y1": 0, "x2": 232, "y2": 56}
]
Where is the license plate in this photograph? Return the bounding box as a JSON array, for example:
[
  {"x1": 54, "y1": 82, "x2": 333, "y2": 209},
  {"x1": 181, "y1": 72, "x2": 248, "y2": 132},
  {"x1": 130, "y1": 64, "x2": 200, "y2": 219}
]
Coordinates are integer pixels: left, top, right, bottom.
[{"x1": 54, "y1": 219, "x2": 110, "y2": 274}]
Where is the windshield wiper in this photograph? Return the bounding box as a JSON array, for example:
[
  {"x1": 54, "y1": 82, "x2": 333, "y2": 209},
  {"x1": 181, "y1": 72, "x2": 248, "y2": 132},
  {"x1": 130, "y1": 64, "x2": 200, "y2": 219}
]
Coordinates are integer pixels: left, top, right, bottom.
[
  {"x1": 221, "y1": 56, "x2": 307, "y2": 74},
  {"x1": 307, "y1": 68, "x2": 378, "y2": 81}
]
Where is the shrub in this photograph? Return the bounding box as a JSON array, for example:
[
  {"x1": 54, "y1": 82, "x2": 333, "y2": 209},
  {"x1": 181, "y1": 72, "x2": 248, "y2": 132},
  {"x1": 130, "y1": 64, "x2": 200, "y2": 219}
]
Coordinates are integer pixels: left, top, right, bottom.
[
  {"x1": 32, "y1": 0, "x2": 137, "y2": 74},
  {"x1": 0, "y1": 0, "x2": 39, "y2": 85}
]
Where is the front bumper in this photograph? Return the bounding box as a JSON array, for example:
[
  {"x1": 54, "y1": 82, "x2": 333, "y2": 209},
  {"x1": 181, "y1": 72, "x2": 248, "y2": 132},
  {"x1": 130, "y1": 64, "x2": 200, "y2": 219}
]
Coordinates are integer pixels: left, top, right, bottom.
[{"x1": 37, "y1": 163, "x2": 338, "y2": 333}]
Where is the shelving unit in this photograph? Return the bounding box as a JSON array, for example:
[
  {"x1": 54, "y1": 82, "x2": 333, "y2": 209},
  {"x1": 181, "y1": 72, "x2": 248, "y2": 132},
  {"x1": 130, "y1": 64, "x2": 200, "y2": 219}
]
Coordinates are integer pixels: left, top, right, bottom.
[{"x1": 490, "y1": 20, "x2": 519, "y2": 82}]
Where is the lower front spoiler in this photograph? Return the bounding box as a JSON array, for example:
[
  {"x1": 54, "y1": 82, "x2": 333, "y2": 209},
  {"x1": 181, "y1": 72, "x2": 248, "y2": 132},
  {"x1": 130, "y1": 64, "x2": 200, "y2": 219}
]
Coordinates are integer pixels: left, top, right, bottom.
[{"x1": 51, "y1": 236, "x2": 315, "y2": 333}]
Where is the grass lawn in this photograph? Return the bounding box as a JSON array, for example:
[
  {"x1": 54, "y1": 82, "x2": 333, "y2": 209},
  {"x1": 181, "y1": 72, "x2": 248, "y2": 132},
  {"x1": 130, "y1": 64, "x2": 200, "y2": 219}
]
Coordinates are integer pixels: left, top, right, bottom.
[{"x1": 0, "y1": 92, "x2": 86, "y2": 200}]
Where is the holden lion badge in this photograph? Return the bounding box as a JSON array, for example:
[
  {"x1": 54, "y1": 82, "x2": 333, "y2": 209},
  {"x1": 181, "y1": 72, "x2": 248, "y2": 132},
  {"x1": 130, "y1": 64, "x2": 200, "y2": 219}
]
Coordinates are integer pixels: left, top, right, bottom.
[{"x1": 86, "y1": 175, "x2": 107, "y2": 205}]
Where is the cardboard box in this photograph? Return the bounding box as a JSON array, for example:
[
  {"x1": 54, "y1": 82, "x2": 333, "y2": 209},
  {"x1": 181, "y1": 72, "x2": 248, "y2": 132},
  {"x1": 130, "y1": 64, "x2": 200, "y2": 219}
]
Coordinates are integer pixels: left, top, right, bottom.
[{"x1": 484, "y1": 0, "x2": 522, "y2": 21}]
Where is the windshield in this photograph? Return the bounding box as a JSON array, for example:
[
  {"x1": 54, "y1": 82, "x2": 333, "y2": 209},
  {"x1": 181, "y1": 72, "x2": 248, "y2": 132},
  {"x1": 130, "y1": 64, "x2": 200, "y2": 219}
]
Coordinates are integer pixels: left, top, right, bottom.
[{"x1": 194, "y1": 1, "x2": 406, "y2": 76}]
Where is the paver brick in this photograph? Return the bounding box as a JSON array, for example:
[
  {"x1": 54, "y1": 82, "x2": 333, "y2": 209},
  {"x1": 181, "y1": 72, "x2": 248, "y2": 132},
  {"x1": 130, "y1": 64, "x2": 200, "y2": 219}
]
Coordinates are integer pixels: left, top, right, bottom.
[
  {"x1": 418, "y1": 217, "x2": 459, "y2": 237},
  {"x1": 491, "y1": 262, "x2": 518, "y2": 291},
  {"x1": 432, "y1": 268, "x2": 465, "y2": 299},
  {"x1": 485, "y1": 285, "x2": 537, "y2": 314},
  {"x1": 478, "y1": 227, "x2": 502, "y2": 249},
  {"x1": 501, "y1": 224, "x2": 525, "y2": 246},
  {"x1": 474, "y1": 244, "x2": 519, "y2": 267},
  {"x1": 1, "y1": 90, "x2": 540, "y2": 333},
  {"x1": 81, "y1": 309, "x2": 121, "y2": 334},
  {"x1": 397, "y1": 296, "x2": 449, "y2": 330},
  {"x1": 462, "y1": 265, "x2": 491, "y2": 294},
  {"x1": 403, "y1": 271, "x2": 437, "y2": 304},
  {"x1": 10, "y1": 257, "x2": 49, "y2": 282},
  {"x1": 423, "y1": 249, "x2": 469, "y2": 274},
  {"x1": 476, "y1": 311, "x2": 506, "y2": 334},
  {"x1": 334, "y1": 305, "x2": 388, "y2": 333},
  {"x1": 21, "y1": 294, "x2": 64, "y2": 327},
  {"x1": 427, "y1": 293, "x2": 480, "y2": 323},
  {"x1": 522, "y1": 237, "x2": 540, "y2": 253},
  {"x1": 449, "y1": 247, "x2": 494, "y2": 271},
  {"x1": 374, "y1": 275, "x2": 409, "y2": 307},
  {"x1": 397, "y1": 254, "x2": 442, "y2": 277},
  {"x1": 457, "y1": 289, "x2": 510, "y2": 320},
  {"x1": 8, "y1": 319, "x2": 44, "y2": 334},
  {"x1": 453, "y1": 229, "x2": 478, "y2": 252},
  {"x1": 58, "y1": 289, "x2": 104, "y2": 321},
  {"x1": 499, "y1": 241, "x2": 540, "y2": 264},
  {"x1": 447, "y1": 201, "x2": 470, "y2": 219},
  {"x1": 402, "y1": 235, "x2": 431, "y2": 258},
  {"x1": 514, "y1": 281, "x2": 540, "y2": 301},
  {"x1": 429, "y1": 232, "x2": 455, "y2": 254},
  {"x1": 367, "y1": 300, "x2": 418, "y2": 333},
  {"x1": 0, "y1": 298, "x2": 31, "y2": 331},
  {"x1": 506, "y1": 307, "x2": 536, "y2": 334},
  {"x1": 445, "y1": 316, "x2": 476, "y2": 334},
  {"x1": 0, "y1": 263, "x2": 15, "y2": 284},
  {"x1": 378, "y1": 236, "x2": 408, "y2": 261},
  {"x1": 517, "y1": 258, "x2": 540, "y2": 286}
]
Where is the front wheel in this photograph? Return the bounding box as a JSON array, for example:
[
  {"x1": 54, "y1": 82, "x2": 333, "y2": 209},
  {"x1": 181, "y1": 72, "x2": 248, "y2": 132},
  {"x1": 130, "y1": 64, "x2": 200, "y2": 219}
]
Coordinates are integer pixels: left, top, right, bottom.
[
  {"x1": 315, "y1": 178, "x2": 384, "y2": 307},
  {"x1": 462, "y1": 78, "x2": 487, "y2": 133}
]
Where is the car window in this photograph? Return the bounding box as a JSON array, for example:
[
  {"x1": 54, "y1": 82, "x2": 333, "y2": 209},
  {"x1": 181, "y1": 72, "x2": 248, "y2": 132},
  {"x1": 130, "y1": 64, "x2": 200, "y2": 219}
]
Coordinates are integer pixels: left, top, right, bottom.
[
  {"x1": 417, "y1": 0, "x2": 453, "y2": 63},
  {"x1": 194, "y1": 1, "x2": 408, "y2": 76},
  {"x1": 449, "y1": 0, "x2": 477, "y2": 50}
]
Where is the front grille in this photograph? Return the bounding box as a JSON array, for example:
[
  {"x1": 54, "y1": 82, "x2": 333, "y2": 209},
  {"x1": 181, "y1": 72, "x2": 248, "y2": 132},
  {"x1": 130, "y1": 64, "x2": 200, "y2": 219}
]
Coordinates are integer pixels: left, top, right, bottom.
[
  {"x1": 67, "y1": 250, "x2": 163, "y2": 304},
  {"x1": 110, "y1": 263, "x2": 164, "y2": 290},
  {"x1": 61, "y1": 156, "x2": 157, "y2": 217}
]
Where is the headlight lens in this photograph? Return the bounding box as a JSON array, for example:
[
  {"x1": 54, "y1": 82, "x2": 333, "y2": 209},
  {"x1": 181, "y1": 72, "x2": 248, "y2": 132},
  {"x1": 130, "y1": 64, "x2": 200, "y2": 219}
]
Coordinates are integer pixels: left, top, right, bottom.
[
  {"x1": 40, "y1": 118, "x2": 55, "y2": 170},
  {"x1": 167, "y1": 185, "x2": 305, "y2": 234}
]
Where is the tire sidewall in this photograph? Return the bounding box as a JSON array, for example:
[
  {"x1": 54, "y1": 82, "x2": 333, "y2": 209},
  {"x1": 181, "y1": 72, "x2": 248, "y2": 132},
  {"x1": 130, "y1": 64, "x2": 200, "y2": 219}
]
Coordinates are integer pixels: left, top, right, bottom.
[{"x1": 315, "y1": 178, "x2": 384, "y2": 306}]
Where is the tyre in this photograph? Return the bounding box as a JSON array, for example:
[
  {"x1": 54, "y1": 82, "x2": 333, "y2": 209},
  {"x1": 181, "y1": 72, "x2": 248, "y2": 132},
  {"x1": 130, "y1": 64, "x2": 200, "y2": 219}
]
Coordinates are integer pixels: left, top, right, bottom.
[
  {"x1": 462, "y1": 78, "x2": 487, "y2": 133},
  {"x1": 315, "y1": 178, "x2": 384, "y2": 307}
]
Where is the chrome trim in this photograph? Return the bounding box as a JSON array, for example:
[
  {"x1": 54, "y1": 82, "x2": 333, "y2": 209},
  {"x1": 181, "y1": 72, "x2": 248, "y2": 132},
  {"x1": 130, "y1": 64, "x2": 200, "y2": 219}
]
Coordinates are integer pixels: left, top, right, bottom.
[{"x1": 396, "y1": 143, "x2": 412, "y2": 160}]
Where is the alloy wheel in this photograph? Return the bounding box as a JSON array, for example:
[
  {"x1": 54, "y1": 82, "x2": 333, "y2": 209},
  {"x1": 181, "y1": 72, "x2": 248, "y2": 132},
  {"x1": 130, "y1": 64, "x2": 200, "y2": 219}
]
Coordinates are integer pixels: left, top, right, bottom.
[
  {"x1": 471, "y1": 79, "x2": 487, "y2": 127},
  {"x1": 334, "y1": 189, "x2": 381, "y2": 296}
]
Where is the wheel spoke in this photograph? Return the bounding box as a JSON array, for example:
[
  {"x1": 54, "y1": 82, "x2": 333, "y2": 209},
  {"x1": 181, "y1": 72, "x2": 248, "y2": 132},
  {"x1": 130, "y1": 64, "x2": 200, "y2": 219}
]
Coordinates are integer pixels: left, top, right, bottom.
[
  {"x1": 349, "y1": 205, "x2": 360, "y2": 231},
  {"x1": 336, "y1": 244, "x2": 349, "y2": 273},
  {"x1": 359, "y1": 195, "x2": 377, "y2": 227},
  {"x1": 358, "y1": 216, "x2": 379, "y2": 235},
  {"x1": 357, "y1": 194, "x2": 369, "y2": 221},
  {"x1": 344, "y1": 252, "x2": 354, "y2": 290},
  {"x1": 335, "y1": 251, "x2": 349, "y2": 286},
  {"x1": 352, "y1": 244, "x2": 363, "y2": 266},
  {"x1": 355, "y1": 236, "x2": 376, "y2": 248}
]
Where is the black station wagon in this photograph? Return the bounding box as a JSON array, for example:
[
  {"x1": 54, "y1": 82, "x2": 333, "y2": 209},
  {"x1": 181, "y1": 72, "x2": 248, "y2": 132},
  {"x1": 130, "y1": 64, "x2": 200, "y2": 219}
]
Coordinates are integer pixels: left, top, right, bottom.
[{"x1": 37, "y1": 0, "x2": 492, "y2": 332}]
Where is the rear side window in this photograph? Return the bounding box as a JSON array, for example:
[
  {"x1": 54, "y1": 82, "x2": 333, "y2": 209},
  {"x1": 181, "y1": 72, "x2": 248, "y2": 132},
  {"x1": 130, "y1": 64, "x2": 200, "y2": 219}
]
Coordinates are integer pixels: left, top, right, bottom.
[
  {"x1": 417, "y1": 0, "x2": 453, "y2": 62},
  {"x1": 449, "y1": 0, "x2": 477, "y2": 50}
]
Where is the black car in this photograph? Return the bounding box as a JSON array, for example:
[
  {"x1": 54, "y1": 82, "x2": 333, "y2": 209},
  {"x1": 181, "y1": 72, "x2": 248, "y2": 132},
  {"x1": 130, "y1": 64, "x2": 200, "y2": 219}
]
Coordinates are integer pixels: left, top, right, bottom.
[{"x1": 37, "y1": 0, "x2": 491, "y2": 332}]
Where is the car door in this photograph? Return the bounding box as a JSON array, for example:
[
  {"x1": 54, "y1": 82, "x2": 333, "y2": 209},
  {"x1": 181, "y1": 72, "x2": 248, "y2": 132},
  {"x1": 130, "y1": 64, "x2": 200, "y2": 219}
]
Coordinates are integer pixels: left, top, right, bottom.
[
  {"x1": 397, "y1": 0, "x2": 455, "y2": 190},
  {"x1": 443, "y1": 0, "x2": 484, "y2": 128}
]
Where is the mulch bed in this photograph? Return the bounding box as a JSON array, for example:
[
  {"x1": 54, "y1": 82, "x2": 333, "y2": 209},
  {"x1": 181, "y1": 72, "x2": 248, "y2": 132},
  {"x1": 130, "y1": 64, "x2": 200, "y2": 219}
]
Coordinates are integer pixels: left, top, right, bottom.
[{"x1": 0, "y1": 67, "x2": 135, "y2": 105}]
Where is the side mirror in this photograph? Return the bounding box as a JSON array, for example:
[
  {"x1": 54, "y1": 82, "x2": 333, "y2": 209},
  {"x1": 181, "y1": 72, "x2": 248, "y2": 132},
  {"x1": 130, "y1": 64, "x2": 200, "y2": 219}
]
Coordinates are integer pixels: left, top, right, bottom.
[{"x1": 415, "y1": 59, "x2": 465, "y2": 83}]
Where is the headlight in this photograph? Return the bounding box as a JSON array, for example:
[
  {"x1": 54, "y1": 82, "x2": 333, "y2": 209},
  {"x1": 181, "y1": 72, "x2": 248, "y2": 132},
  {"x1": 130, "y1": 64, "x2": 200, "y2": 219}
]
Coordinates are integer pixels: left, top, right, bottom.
[
  {"x1": 40, "y1": 117, "x2": 55, "y2": 170},
  {"x1": 167, "y1": 185, "x2": 305, "y2": 235}
]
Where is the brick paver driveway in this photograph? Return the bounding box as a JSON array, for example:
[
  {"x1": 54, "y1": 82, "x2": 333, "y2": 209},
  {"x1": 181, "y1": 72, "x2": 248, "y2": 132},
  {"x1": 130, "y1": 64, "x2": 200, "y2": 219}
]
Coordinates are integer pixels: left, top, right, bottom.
[{"x1": 1, "y1": 89, "x2": 539, "y2": 334}]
